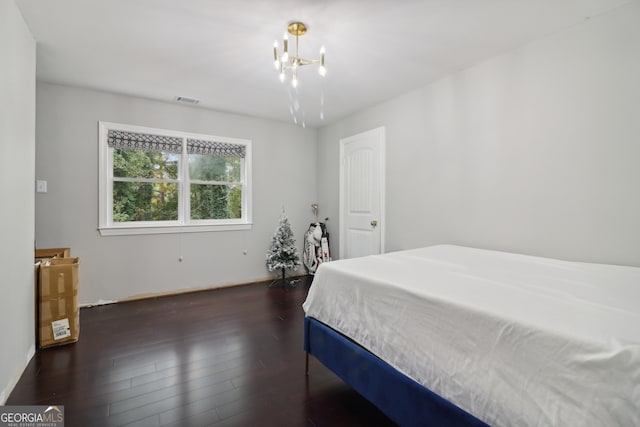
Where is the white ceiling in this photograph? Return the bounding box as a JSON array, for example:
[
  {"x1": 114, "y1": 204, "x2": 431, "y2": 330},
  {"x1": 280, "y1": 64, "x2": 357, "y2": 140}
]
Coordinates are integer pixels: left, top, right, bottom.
[{"x1": 16, "y1": 0, "x2": 631, "y2": 128}]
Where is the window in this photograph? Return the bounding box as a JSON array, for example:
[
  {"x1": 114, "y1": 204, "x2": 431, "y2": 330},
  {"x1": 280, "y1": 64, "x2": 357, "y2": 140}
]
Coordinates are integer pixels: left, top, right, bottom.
[{"x1": 99, "y1": 122, "x2": 252, "y2": 236}]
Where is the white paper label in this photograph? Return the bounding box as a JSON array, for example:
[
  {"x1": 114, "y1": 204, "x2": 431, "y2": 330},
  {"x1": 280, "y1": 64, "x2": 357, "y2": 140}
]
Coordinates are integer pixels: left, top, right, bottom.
[{"x1": 51, "y1": 318, "x2": 71, "y2": 340}]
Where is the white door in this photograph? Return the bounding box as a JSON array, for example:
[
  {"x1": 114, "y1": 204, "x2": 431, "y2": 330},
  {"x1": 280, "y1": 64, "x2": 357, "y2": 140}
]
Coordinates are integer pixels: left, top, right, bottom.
[{"x1": 340, "y1": 127, "x2": 385, "y2": 259}]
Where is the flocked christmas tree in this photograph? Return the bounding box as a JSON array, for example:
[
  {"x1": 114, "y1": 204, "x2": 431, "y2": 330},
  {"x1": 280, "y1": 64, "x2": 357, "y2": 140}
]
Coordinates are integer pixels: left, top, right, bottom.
[{"x1": 266, "y1": 211, "x2": 301, "y2": 286}]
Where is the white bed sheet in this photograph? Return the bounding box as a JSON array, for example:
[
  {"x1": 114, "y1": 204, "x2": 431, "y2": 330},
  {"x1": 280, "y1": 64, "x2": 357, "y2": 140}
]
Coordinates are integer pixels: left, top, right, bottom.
[{"x1": 302, "y1": 245, "x2": 640, "y2": 426}]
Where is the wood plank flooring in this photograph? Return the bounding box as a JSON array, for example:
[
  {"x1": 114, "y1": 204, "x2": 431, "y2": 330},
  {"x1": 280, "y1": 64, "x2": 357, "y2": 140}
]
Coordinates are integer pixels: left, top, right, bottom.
[{"x1": 8, "y1": 276, "x2": 396, "y2": 426}]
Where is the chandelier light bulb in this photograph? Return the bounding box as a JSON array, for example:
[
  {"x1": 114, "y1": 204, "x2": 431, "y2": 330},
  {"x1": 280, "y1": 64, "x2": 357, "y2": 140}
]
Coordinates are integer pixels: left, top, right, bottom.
[
  {"x1": 279, "y1": 72, "x2": 286, "y2": 83},
  {"x1": 319, "y1": 46, "x2": 326, "y2": 76},
  {"x1": 282, "y1": 33, "x2": 289, "y2": 62},
  {"x1": 273, "y1": 41, "x2": 279, "y2": 69}
]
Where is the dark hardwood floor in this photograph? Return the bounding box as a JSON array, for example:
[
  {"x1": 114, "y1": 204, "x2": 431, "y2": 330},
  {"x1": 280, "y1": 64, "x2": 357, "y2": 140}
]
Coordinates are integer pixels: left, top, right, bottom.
[{"x1": 8, "y1": 276, "x2": 396, "y2": 427}]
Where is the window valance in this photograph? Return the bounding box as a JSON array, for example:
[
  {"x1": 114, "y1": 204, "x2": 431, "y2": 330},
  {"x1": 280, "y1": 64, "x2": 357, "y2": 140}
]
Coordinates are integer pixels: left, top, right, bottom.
[
  {"x1": 187, "y1": 139, "x2": 246, "y2": 158},
  {"x1": 107, "y1": 130, "x2": 183, "y2": 154}
]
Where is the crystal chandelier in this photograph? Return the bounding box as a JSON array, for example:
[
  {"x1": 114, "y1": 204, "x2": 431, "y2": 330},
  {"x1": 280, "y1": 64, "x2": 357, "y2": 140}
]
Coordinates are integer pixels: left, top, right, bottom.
[{"x1": 273, "y1": 22, "x2": 326, "y2": 88}]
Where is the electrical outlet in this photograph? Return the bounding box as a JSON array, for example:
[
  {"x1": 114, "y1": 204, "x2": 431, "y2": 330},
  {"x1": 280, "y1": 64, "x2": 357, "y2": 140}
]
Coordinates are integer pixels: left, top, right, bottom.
[{"x1": 36, "y1": 180, "x2": 47, "y2": 193}]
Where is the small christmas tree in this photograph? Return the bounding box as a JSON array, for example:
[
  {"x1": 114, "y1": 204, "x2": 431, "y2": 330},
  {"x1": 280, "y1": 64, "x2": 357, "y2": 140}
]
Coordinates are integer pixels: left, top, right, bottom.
[{"x1": 266, "y1": 211, "x2": 301, "y2": 286}]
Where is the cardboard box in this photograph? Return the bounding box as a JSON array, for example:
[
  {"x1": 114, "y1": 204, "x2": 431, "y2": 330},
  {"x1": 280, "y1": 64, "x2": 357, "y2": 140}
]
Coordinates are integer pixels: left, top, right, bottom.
[
  {"x1": 39, "y1": 257, "x2": 80, "y2": 348},
  {"x1": 35, "y1": 247, "x2": 71, "y2": 260}
]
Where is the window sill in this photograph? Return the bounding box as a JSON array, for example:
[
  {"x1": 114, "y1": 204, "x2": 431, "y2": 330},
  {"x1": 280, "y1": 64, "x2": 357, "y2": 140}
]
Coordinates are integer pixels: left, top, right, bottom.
[{"x1": 99, "y1": 223, "x2": 252, "y2": 236}]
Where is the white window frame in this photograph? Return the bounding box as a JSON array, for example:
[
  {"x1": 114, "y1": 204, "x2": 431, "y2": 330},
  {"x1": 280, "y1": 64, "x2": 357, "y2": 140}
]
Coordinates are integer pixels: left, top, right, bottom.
[{"x1": 98, "y1": 121, "x2": 252, "y2": 236}]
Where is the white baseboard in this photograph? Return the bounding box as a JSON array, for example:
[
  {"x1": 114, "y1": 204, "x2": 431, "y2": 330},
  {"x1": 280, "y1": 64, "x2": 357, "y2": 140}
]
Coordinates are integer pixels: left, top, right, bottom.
[
  {"x1": 79, "y1": 275, "x2": 308, "y2": 307},
  {"x1": 0, "y1": 344, "x2": 36, "y2": 404}
]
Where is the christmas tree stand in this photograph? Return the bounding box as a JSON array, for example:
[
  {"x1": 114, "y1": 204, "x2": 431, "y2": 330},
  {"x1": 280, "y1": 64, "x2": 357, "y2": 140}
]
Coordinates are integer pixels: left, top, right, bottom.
[{"x1": 268, "y1": 268, "x2": 298, "y2": 288}]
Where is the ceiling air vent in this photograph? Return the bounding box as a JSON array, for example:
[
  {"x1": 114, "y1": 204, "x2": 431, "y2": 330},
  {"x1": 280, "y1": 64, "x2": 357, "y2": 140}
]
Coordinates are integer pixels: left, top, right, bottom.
[{"x1": 175, "y1": 96, "x2": 200, "y2": 105}]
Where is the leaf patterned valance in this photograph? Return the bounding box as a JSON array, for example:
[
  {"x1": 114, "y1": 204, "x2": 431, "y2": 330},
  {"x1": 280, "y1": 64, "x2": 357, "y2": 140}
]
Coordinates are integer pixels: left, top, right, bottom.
[
  {"x1": 187, "y1": 139, "x2": 246, "y2": 158},
  {"x1": 107, "y1": 130, "x2": 183, "y2": 154}
]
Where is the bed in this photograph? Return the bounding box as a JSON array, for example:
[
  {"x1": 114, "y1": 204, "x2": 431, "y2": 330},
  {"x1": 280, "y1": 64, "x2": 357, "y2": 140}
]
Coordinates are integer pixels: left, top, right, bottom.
[{"x1": 302, "y1": 245, "x2": 640, "y2": 426}]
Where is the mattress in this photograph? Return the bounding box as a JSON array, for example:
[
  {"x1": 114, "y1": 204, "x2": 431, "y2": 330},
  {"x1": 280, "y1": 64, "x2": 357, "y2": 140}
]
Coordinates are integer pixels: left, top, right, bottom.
[{"x1": 302, "y1": 245, "x2": 640, "y2": 426}]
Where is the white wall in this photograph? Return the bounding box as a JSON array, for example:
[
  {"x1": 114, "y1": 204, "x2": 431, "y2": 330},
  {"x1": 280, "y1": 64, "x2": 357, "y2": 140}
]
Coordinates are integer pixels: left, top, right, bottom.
[
  {"x1": 318, "y1": 2, "x2": 640, "y2": 267},
  {"x1": 35, "y1": 83, "x2": 317, "y2": 304},
  {"x1": 0, "y1": 0, "x2": 36, "y2": 404}
]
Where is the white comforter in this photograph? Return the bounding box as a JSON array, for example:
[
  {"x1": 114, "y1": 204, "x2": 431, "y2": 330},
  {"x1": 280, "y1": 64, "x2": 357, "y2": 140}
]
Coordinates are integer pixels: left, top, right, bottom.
[{"x1": 302, "y1": 245, "x2": 640, "y2": 426}]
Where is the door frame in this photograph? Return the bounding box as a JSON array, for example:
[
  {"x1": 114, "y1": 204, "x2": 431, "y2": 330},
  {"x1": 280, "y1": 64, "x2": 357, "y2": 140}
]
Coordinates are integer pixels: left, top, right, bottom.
[{"x1": 339, "y1": 126, "x2": 386, "y2": 259}]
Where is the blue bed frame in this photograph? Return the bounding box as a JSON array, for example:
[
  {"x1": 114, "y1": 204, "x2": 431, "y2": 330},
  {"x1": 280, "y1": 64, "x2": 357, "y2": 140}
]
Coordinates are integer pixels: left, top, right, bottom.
[{"x1": 304, "y1": 317, "x2": 488, "y2": 427}]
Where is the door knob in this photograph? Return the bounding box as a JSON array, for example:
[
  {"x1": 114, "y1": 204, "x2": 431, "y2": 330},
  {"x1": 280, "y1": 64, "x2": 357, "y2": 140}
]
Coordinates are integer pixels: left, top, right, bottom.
[{"x1": 371, "y1": 220, "x2": 378, "y2": 227}]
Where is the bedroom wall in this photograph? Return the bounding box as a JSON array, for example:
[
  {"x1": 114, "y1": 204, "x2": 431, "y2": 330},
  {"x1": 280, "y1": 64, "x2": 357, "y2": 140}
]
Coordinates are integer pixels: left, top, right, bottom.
[
  {"x1": 35, "y1": 83, "x2": 317, "y2": 304},
  {"x1": 317, "y1": 2, "x2": 640, "y2": 267},
  {"x1": 0, "y1": 0, "x2": 36, "y2": 403}
]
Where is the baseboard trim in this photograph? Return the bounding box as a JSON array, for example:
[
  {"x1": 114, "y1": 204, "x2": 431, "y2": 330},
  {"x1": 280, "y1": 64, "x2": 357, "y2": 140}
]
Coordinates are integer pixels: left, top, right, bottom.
[
  {"x1": 0, "y1": 344, "x2": 36, "y2": 405},
  {"x1": 80, "y1": 274, "x2": 310, "y2": 308}
]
